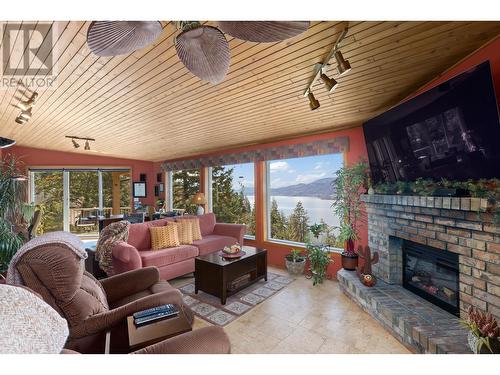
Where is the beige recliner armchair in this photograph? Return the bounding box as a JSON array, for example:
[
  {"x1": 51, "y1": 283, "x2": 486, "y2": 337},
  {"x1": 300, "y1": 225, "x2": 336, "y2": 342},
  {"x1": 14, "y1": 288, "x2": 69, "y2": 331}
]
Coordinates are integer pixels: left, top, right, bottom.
[{"x1": 11, "y1": 241, "x2": 228, "y2": 353}]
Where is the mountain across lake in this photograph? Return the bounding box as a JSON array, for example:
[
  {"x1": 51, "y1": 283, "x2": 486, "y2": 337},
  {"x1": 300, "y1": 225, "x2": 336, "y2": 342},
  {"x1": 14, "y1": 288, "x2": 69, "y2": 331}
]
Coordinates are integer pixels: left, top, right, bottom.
[{"x1": 242, "y1": 177, "x2": 336, "y2": 200}]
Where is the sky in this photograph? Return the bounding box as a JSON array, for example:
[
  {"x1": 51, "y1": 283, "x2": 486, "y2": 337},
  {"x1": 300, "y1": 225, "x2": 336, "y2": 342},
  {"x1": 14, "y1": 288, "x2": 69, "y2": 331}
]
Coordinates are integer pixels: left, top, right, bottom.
[{"x1": 223, "y1": 153, "x2": 344, "y2": 191}]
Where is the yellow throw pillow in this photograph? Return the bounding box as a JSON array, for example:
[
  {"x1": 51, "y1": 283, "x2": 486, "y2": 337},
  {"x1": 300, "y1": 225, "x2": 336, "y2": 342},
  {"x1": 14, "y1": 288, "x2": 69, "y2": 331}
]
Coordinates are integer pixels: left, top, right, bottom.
[
  {"x1": 185, "y1": 218, "x2": 202, "y2": 241},
  {"x1": 169, "y1": 221, "x2": 193, "y2": 245},
  {"x1": 149, "y1": 225, "x2": 180, "y2": 250}
]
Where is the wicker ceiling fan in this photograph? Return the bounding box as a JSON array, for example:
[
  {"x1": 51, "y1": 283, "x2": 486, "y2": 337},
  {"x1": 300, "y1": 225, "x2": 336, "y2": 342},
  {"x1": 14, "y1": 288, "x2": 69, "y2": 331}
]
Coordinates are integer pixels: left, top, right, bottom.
[{"x1": 87, "y1": 21, "x2": 310, "y2": 84}]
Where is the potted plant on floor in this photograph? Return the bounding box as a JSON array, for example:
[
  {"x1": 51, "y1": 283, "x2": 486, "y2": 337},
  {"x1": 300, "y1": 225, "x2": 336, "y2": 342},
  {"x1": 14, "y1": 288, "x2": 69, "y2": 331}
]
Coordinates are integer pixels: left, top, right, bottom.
[
  {"x1": 306, "y1": 243, "x2": 331, "y2": 285},
  {"x1": 285, "y1": 249, "x2": 306, "y2": 275},
  {"x1": 332, "y1": 161, "x2": 368, "y2": 271},
  {"x1": 0, "y1": 154, "x2": 35, "y2": 280},
  {"x1": 462, "y1": 306, "x2": 500, "y2": 354}
]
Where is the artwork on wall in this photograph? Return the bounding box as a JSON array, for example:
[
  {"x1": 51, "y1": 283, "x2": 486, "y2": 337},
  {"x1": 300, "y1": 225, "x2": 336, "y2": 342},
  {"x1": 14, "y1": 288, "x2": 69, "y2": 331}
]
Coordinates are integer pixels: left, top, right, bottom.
[
  {"x1": 159, "y1": 183, "x2": 164, "y2": 192},
  {"x1": 133, "y1": 182, "x2": 147, "y2": 198},
  {"x1": 140, "y1": 173, "x2": 146, "y2": 182},
  {"x1": 154, "y1": 185, "x2": 160, "y2": 197},
  {"x1": 157, "y1": 173, "x2": 162, "y2": 182}
]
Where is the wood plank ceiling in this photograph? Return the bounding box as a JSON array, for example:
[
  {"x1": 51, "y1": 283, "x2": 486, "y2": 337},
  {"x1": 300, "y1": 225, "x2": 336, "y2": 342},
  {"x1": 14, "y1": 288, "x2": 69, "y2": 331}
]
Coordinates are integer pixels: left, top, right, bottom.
[{"x1": 0, "y1": 21, "x2": 499, "y2": 161}]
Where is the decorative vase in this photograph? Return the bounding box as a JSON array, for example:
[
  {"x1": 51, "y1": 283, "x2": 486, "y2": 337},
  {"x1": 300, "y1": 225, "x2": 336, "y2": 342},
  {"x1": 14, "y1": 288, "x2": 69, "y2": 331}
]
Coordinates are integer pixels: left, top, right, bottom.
[
  {"x1": 468, "y1": 331, "x2": 500, "y2": 354},
  {"x1": 285, "y1": 257, "x2": 306, "y2": 275},
  {"x1": 368, "y1": 187, "x2": 374, "y2": 195},
  {"x1": 196, "y1": 205, "x2": 205, "y2": 215}
]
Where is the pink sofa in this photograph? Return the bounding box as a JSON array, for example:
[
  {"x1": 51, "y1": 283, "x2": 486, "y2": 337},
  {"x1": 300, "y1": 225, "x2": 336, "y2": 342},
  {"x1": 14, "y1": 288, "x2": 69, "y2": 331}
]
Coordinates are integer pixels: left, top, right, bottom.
[{"x1": 111, "y1": 213, "x2": 246, "y2": 280}]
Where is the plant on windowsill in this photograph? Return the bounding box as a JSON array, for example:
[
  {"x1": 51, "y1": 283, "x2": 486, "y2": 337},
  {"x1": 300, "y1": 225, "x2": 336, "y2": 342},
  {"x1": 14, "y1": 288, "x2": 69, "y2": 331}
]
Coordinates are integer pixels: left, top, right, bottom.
[
  {"x1": 461, "y1": 306, "x2": 500, "y2": 354},
  {"x1": 0, "y1": 154, "x2": 35, "y2": 278},
  {"x1": 332, "y1": 161, "x2": 369, "y2": 271},
  {"x1": 285, "y1": 249, "x2": 306, "y2": 275}
]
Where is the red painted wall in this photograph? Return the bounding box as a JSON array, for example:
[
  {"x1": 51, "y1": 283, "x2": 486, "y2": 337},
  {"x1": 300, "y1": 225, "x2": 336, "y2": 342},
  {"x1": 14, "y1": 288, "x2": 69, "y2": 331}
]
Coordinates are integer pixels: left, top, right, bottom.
[
  {"x1": 407, "y1": 36, "x2": 500, "y2": 105},
  {"x1": 5, "y1": 145, "x2": 159, "y2": 206}
]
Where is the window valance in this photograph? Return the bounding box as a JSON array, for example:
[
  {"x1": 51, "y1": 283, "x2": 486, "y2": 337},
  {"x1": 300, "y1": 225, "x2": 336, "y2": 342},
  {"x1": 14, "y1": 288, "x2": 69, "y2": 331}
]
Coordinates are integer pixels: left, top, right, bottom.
[{"x1": 161, "y1": 136, "x2": 349, "y2": 171}]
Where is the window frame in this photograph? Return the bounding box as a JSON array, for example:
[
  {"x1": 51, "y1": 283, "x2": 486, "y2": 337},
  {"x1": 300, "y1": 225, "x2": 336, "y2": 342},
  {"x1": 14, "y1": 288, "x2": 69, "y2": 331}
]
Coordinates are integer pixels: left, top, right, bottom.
[
  {"x1": 207, "y1": 164, "x2": 256, "y2": 240},
  {"x1": 264, "y1": 155, "x2": 344, "y2": 252}
]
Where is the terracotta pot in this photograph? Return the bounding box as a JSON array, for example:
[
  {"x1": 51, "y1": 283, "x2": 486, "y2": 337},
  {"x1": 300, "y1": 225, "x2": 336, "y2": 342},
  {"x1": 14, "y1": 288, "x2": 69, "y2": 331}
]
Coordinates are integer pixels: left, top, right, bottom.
[{"x1": 342, "y1": 240, "x2": 357, "y2": 270}]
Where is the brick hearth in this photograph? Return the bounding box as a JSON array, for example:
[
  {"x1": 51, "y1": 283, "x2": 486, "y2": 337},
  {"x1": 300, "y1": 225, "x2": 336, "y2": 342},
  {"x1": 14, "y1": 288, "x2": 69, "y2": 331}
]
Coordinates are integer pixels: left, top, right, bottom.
[{"x1": 361, "y1": 194, "x2": 500, "y2": 320}]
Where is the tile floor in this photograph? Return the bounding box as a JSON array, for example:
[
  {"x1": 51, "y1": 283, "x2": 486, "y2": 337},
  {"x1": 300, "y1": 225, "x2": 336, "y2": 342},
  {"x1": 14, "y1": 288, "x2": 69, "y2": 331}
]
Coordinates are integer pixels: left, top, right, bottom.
[{"x1": 171, "y1": 267, "x2": 411, "y2": 354}]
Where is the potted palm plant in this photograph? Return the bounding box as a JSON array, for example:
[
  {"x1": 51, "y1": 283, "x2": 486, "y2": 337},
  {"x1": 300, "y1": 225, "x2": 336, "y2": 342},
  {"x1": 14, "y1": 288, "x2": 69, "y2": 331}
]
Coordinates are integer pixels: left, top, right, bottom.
[
  {"x1": 0, "y1": 154, "x2": 34, "y2": 280},
  {"x1": 332, "y1": 161, "x2": 368, "y2": 271}
]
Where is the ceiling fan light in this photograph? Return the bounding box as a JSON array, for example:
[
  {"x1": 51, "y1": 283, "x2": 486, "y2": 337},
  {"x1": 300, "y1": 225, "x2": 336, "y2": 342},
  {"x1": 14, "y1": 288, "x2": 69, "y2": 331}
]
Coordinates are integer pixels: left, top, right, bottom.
[
  {"x1": 334, "y1": 50, "x2": 351, "y2": 76},
  {"x1": 72, "y1": 139, "x2": 80, "y2": 149},
  {"x1": 84, "y1": 140, "x2": 90, "y2": 150},
  {"x1": 308, "y1": 92, "x2": 320, "y2": 111},
  {"x1": 320, "y1": 73, "x2": 339, "y2": 93}
]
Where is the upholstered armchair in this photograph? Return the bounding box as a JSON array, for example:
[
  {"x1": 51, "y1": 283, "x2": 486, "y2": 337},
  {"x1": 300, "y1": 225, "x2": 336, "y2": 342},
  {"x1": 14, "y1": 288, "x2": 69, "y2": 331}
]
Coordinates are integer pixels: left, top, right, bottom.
[
  {"x1": 12, "y1": 242, "x2": 194, "y2": 353},
  {"x1": 0, "y1": 284, "x2": 231, "y2": 354}
]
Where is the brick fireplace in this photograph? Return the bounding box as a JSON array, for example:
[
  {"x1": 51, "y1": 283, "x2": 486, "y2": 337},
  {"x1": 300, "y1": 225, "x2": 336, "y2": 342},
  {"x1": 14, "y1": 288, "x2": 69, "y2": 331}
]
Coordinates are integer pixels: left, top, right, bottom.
[
  {"x1": 338, "y1": 194, "x2": 500, "y2": 353},
  {"x1": 362, "y1": 194, "x2": 499, "y2": 320}
]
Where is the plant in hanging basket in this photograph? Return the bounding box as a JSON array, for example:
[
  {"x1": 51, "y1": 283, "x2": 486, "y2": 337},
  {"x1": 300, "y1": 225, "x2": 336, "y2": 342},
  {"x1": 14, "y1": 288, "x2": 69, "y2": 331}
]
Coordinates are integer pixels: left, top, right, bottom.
[{"x1": 461, "y1": 306, "x2": 500, "y2": 354}]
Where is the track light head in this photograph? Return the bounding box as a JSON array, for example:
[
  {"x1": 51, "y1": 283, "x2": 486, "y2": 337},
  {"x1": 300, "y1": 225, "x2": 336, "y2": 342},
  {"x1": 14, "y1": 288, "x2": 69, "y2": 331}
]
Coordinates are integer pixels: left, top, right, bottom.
[
  {"x1": 334, "y1": 50, "x2": 351, "y2": 76},
  {"x1": 19, "y1": 108, "x2": 32, "y2": 120},
  {"x1": 308, "y1": 91, "x2": 320, "y2": 111},
  {"x1": 320, "y1": 73, "x2": 338, "y2": 93},
  {"x1": 15, "y1": 116, "x2": 27, "y2": 124},
  {"x1": 84, "y1": 140, "x2": 90, "y2": 150},
  {"x1": 72, "y1": 139, "x2": 80, "y2": 149}
]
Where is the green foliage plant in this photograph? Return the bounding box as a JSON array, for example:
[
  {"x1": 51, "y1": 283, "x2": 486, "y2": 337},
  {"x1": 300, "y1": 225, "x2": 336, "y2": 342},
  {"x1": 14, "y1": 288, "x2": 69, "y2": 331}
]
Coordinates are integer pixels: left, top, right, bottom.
[
  {"x1": 0, "y1": 154, "x2": 34, "y2": 273},
  {"x1": 306, "y1": 243, "x2": 331, "y2": 285},
  {"x1": 332, "y1": 161, "x2": 369, "y2": 255}
]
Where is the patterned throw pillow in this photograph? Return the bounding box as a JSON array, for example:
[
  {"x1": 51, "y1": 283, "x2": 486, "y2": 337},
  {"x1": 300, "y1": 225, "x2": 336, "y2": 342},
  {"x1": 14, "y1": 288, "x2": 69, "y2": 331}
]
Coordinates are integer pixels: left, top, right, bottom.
[
  {"x1": 181, "y1": 218, "x2": 202, "y2": 241},
  {"x1": 169, "y1": 221, "x2": 193, "y2": 245},
  {"x1": 149, "y1": 225, "x2": 180, "y2": 250}
]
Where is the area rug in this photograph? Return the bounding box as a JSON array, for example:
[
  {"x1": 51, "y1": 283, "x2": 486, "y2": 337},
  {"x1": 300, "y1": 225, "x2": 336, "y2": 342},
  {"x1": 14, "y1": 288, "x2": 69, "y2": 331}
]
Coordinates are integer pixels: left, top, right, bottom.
[{"x1": 178, "y1": 273, "x2": 294, "y2": 326}]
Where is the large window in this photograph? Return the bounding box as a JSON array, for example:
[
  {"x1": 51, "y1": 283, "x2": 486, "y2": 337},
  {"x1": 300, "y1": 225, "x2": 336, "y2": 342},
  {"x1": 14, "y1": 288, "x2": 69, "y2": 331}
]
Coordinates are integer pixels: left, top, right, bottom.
[
  {"x1": 210, "y1": 163, "x2": 255, "y2": 237},
  {"x1": 266, "y1": 154, "x2": 344, "y2": 247},
  {"x1": 172, "y1": 169, "x2": 200, "y2": 214},
  {"x1": 31, "y1": 168, "x2": 131, "y2": 236}
]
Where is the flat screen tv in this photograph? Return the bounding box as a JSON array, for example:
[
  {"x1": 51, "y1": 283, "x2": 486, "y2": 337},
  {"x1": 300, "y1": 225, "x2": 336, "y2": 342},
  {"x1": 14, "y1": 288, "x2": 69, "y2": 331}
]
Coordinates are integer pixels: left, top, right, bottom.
[{"x1": 363, "y1": 61, "x2": 500, "y2": 184}]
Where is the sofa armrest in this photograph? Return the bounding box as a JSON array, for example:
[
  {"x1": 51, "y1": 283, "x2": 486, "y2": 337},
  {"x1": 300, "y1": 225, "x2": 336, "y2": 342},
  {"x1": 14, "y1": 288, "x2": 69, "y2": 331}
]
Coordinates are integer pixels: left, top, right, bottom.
[
  {"x1": 72, "y1": 289, "x2": 187, "y2": 338},
  {"x1": 100, "y1": 267, "x2": 162, "y2": 304},
  {"x1": 133, "y1": 326, "x2": 230, "y2": 354},
  {"x1": 213, "y1": 223, "x2": 246, "y2": 244},
  {"x1": 112, "y1": 241, "x2": 142, "y2": 274}
]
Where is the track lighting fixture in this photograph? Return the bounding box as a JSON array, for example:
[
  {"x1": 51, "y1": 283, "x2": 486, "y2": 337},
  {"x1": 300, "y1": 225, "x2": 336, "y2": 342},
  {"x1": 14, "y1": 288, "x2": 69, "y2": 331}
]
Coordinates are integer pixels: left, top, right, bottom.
[
  {"x1": 334, "y1": 50, "x2": 351, "y2": 76},
  {"x1": 302, "y1": 23, "x2": 351, "y2": 109},
  {"x1": 308, "y1": 91, "x2": 320, "y2": 111},
  {"x1": 14, "y1": 90, "x2": 38, "y2": 124},
  {"x1": 320, "y1": 73, "x2": 338, "y2": 93},
  {"x1": 66, "y1": 136, "x2": 95, "y2": 151}
]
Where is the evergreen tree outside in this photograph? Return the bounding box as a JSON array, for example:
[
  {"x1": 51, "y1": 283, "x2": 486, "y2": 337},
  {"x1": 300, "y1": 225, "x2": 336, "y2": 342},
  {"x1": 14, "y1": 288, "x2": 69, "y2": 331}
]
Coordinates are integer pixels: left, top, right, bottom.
[
  {"x1": 172, "y1": 169, "x2": 200, "y2": 214},
  {"x1": 211, "y1": 165, "x2": 255, "y2": 236},
  {"x1": 287, "y1": 201, "x2": 310, "y2": 243}
]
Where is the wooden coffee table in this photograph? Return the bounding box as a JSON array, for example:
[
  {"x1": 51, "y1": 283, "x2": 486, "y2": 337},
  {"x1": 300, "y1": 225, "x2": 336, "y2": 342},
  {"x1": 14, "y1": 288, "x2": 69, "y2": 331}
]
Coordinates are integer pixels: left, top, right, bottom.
[{"x1": 195, "y1": 246, "x2": 267, "y2": 305}]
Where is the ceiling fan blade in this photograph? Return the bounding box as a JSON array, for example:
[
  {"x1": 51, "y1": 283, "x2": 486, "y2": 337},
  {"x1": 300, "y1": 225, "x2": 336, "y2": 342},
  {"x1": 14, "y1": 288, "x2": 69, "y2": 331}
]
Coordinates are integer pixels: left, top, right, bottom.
[
  {"x1": 87, "y1": 21, "x2": 163, "y2": 56},
  {"x1": 217, "y1": 21, "x2": 310, "y2": 43},
  {"x1": 175, "y1": 25, "x2": 231, "y2": 84}
]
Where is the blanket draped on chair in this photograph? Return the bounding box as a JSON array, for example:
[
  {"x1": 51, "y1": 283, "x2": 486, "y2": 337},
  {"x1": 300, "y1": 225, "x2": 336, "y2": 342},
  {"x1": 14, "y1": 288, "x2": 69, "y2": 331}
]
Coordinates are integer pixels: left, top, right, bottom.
[
  {"x1": 95, "y1": 220, "x2": 130, "y2": 276},
  {"x1": 6, "y1": 231, "x2": 87, "y2": 286}
]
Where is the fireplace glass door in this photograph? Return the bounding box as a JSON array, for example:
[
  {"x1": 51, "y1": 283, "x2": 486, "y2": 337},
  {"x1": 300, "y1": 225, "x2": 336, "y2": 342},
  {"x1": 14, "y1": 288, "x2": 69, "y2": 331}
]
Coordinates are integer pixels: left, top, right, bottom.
[{"x1": 403, "y1": 240, "x2": 459, "y2": 316}]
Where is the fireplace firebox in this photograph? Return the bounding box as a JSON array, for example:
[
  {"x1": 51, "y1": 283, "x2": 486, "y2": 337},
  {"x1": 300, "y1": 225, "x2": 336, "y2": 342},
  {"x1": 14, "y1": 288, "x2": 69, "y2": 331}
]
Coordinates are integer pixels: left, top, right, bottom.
[{"x1": 402, "y1": 240, "x2": 459, "y2": 316}]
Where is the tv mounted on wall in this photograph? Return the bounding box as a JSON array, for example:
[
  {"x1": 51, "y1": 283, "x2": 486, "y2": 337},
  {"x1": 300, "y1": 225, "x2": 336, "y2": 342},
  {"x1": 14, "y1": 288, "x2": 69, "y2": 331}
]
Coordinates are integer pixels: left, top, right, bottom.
[{"x1": 363, "y1": 61, "x2": 500, "y2": 184}]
